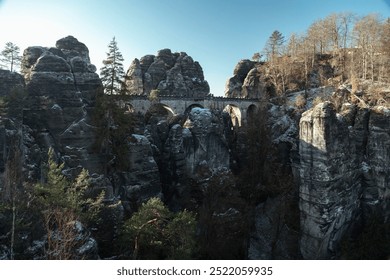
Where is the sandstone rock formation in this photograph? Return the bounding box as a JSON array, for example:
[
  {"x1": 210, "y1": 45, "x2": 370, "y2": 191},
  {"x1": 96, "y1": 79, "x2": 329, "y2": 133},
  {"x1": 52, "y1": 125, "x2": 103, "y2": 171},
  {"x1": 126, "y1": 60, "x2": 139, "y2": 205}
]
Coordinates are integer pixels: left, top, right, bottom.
[
  {"x1": 143, "y1": 107, "x2": 230, "y2": 209},
  {"x1": 299, "y1": 101, "x2": 390, "y2": 259},
  {"x1": 225, "y1": 59, "x2": 264, "y2": 98},
  {"x1": 0, "y1": 36, "x2": 121, "y2": 259},
  {"x1": 125, "y1": 49, "x2": 210, "y2": 97},
  {"x1": 20, "y1": 36, "x2": 103, "y2": 177},
  {"x1": 0, "y1": 70, "x2": 25, "y2": 97},
  {"x1": 299, "y1": 102, "x2": 361, "y2": 259},
  {"x1": 118, "y1": 134, "x2": 162, "y2": 214}
]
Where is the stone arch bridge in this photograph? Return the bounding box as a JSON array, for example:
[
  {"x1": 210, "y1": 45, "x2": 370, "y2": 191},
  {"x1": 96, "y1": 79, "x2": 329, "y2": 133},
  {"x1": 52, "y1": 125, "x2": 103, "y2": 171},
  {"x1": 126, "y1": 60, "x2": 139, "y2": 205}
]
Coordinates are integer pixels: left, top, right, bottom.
[{"x1": 117, "y1": 95, "x2": 260, "y2": 127}]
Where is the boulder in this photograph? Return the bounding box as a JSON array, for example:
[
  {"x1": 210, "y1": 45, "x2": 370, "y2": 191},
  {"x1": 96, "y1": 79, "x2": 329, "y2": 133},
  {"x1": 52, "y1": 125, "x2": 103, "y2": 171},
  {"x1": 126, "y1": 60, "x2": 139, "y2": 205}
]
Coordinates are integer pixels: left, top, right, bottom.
[
  {"x1": 242, "y1": 67, "x2": 264, "y2": 98},
  {"x1": 32, "y1": 54, "x2": 71, "y2": 72}
]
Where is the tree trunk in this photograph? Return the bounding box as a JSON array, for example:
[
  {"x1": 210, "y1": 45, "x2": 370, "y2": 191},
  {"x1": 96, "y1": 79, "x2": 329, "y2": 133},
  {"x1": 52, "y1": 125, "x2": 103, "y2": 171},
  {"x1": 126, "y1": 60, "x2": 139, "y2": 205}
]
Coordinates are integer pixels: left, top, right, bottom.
[{"x1": 10, "y1": 197, "x2": 16, "y2": 260}]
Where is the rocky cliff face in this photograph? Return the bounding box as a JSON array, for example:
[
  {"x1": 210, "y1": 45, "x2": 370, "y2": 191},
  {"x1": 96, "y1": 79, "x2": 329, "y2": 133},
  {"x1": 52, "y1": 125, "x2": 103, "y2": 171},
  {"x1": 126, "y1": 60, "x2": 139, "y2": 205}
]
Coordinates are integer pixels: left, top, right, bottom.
[
  {"x1": 299, "y1": 101, "x2": 390, "y2": 259},
  {"x1": 299, "y1": 102, "x2": 361, "y2": 259},
  {"x1": 20, "y1": 36, "x2": 104, "y2": 178},
  {"x1": 0, "y1": 36, "x2": 123, "y2": 259},
  {"x1": 125, "y1": 49, "x2": 210, "y2": 97},
  {"x1": 225, "y1": 59, "x2": 264, "y2": 98},
  {"x1": 142, "y1": 107, "x2": 230, "y2": 210},
  {"x1": 363, "y1": 107, "x2": 390, "y2": 221},
  {"x1": 0, "y1": 70, "x2": 25, "y2": 97}
]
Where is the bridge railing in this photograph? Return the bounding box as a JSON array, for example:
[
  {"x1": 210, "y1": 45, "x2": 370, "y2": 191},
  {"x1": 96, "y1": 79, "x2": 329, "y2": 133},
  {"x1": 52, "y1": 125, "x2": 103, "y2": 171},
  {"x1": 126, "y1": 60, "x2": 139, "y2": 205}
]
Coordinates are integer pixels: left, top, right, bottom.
[{"x1": 113, "y1": 94, "x2": 261, "y2": 103}]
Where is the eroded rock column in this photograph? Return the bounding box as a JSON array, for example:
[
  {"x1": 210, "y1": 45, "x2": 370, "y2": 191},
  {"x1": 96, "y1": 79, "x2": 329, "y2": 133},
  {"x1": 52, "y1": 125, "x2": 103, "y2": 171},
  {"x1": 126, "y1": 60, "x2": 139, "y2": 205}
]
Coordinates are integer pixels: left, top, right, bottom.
[{"x1": 299, "y1": 102, "x2": 361, "y2": 259}]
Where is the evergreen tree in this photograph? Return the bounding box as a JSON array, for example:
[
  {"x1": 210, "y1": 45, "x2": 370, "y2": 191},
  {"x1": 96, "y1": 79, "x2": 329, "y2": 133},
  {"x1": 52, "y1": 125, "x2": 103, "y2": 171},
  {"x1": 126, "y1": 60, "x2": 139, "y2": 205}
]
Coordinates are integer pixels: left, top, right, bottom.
[
  {"x1": 264, "y1": 30, "x2": 285, "y2": 61},
  {"x1": 100, "y1": 37, "x2": 126, "y2": 95},
  {"x1": 1, "y1": 42, "x2": 21, "y2": 72},
  {"x1": 34, "y1": 148, "x2": 105, "y2": 259},
  {"x1": 34, "y1": 148, "x2": 104, "y2": 225},
  {"x1": 121, "y1": 197, "x2": 197, "y2": 259}
]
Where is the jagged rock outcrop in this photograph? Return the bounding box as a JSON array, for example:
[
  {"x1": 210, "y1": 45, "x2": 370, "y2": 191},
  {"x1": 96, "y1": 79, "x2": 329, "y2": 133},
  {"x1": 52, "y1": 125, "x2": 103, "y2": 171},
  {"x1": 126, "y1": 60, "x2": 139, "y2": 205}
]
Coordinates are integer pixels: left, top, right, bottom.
[
  {"x1": 125, "y1": 49, "x2": 210, "y2": 97},
  {"x1": 225, "y1": 59, "x2": 264, "y2": 98},
  {"x1": 117, "y1": 134, "x2": 162, "y2": 214},
  {"x1": 182, "y1": 108, "x2": 230, "y2": 174},
  {"x1": 20, "y1": 36, "x2": 103, "y2": 176},
  {"x1": 0, "y1": 37, "x2": 126, "y2": 259},
  {"x1": 144, "y1": 107, "x2": 230, "y2": 209},
  {"x1": 299, "y1": 101, "x2": 390, "y2": 259}
]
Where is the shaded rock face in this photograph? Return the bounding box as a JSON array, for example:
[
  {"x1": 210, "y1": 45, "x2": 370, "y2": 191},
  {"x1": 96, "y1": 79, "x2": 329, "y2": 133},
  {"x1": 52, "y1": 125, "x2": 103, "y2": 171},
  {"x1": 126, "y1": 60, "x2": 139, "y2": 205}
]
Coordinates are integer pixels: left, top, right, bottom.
[
  {"x1": 22, "y1": 35, "x2": 99, "y2": 104},
  {"x1": 0, "y1": 37, "x2": 116, "y2": 259},
  {"x1": 117, "y1": 135, "x2": 162, "y2": 214},
  {"x1": 145, "y1": 108, "x2": 230, "y2": 209},
  {"x1": 182, "y1": 108, "x2": 230, "y2": 174},
  {"x1": 249, "y1": 197, "x2": 300, "y2": 260},
  {"x1": 299, "y1": 102, "x2": 361, "y2": 259},
  {"x1": 0, "y1": 70, "x2": 25, "y2": 97},
  {"x1": 21, "y1": 36, "x2": 104, "y2": 176},
  {"x1": 298, "y1": 102, "x2": 390, "y2": 259},
  {"x1": 363, "y1": 107, "x2": 390, "y2": 221},
  {"x1": 225, "y1": 60, "x2": 264, "y2": 98},
  {"x1": 125, "y1": 49, "x2": 210, "y2": 97}
]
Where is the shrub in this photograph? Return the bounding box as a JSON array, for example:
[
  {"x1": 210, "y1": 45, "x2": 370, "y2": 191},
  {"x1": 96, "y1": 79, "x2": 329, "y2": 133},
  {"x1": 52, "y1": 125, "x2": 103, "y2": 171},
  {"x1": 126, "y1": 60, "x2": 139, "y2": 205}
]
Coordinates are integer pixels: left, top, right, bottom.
[{"x1": 295, "y1": 94, "x2": 306, "y2": 109}]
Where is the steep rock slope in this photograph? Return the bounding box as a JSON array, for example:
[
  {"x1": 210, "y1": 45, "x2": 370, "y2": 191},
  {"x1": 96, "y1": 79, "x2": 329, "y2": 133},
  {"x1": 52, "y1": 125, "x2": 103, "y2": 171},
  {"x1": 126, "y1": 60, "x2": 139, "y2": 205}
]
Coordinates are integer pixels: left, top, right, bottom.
[
  {"x1": 299, "y1": 102, "x2": 390, "y2": 259},
  {"x1": 299, "y1": 102, "x2": 361, "y2": 259}
]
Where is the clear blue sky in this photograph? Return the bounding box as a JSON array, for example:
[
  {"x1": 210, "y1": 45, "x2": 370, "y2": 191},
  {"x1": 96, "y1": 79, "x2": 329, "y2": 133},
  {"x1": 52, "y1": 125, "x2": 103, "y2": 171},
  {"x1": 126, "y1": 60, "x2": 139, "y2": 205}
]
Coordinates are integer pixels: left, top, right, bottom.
[{"x1": 1, "y1": 0, "x2": 390, "y2": 95}]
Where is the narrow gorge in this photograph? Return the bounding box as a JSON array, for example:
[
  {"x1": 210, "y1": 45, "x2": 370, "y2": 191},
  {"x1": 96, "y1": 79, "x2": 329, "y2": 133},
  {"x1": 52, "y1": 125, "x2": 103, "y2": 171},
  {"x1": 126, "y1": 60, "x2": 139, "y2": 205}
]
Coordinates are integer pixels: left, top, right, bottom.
[{"x1": 0, "y1": 36, "x2": 389, "y2": 259}]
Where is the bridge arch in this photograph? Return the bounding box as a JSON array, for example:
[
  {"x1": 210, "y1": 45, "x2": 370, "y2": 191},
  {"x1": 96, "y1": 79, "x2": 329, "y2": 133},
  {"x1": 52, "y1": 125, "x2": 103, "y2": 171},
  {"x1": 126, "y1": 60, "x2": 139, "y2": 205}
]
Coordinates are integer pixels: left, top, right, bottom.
[
  {"x1": 223, "y1": 104, "x2": 242, "y2": 127},
  {"x1": 184, "y1": 103, "x2": 204, "y2": 116},
  {"x1": 247, "y1": 104, "x2": 258, "y2": 122},
  {"x1": 145, "y1": 102, "x2": 176, "y2": 122}
]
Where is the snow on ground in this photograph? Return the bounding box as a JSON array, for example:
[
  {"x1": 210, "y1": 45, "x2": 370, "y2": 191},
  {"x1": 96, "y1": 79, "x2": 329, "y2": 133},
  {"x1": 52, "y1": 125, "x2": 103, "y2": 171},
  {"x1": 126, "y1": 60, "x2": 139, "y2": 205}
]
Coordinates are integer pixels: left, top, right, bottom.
[{"x1": 286, "y1": 86, "x2": 335, "y2": 109}]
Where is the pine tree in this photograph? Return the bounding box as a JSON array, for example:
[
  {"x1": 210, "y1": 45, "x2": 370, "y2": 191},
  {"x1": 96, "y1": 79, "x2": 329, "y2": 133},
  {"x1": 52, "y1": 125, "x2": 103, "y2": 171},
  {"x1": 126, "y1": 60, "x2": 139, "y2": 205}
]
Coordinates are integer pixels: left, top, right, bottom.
[
  {"x1": 100, "y1": 37, "x2": 126, "y2": 95},
  {"x1": 1, "y1": 42, "x2": 21, "y2": 72},
  {"x1": 121, "y1": 197, "x2": 197, "y2": 259},
  {"x1": 264, "y1": 30, "x2": 285, "y2": 61},
  {"x1": 34, "y1": 148, "x2": 104, "y2": 223}
]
